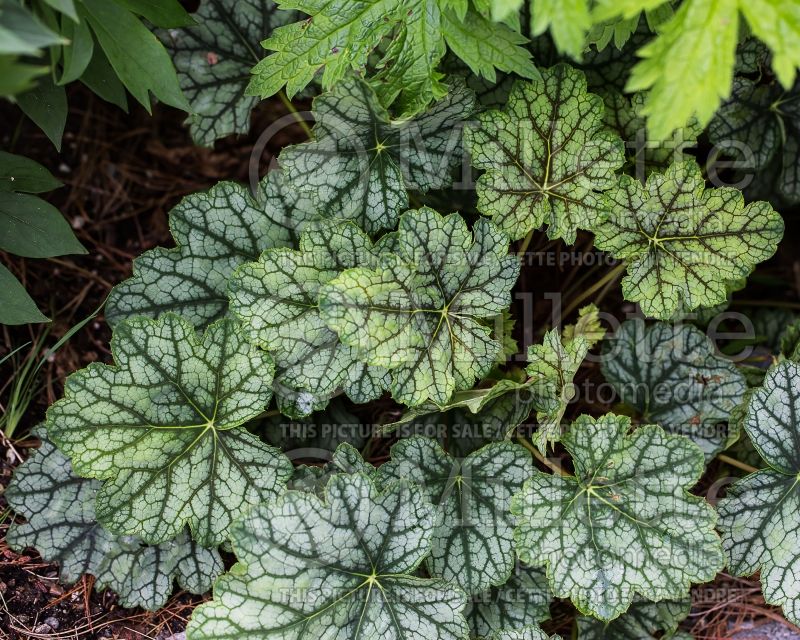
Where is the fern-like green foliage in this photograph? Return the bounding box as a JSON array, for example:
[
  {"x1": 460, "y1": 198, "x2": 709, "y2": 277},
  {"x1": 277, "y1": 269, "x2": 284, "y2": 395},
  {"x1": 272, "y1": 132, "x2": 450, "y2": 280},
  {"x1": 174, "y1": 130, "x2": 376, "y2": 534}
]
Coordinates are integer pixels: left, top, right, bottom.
[{"x1": 247, "y1": 0, "x2": 537, "y2": 115}]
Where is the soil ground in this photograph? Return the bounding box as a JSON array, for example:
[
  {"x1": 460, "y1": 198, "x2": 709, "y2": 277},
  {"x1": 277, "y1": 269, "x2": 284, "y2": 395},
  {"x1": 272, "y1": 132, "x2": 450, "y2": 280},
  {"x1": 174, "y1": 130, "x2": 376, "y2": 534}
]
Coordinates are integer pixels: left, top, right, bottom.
[{"x1": 1, "y1": 86, "x2": 800, "y2": 639}]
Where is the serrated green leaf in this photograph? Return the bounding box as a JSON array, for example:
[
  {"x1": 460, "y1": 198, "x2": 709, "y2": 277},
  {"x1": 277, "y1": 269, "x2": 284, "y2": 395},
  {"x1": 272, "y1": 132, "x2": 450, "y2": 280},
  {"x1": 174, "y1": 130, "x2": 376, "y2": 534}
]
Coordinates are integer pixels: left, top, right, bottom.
[
  {"x1": 718, "y1": 360, "x2": 800, "y2": 627},
  {"x1": 708, "y1": 77, "x2": 800, "y2": 203},
  {"x1": 188, "y1": 472, "x2": 470, "y2": 639},
  {"x1": 624, "y1": 0, "x2": 738, "y2": 140},
  {"x1": 738, "y1": 0, "x2": 800, "y2": 89},
  {"x1": 466, "y1": 64, "x2": 624, "y2": 242},
  {"x1": 511, "y1": 414, "x2": 723, "y2": 621},
  {"x1": 248, "y1": 0, "x2": 445, "y2": 112},
  {"x1": 529, "y1": 0, "x2": 591, "y2": 60},
  {"x1": 160, "y1": 0, "x2": 300, "y2": 146},
  {"x1": 594, "y1": 160, "x2": 784, "y2": 320},
  {"x1": 602, "y1": 320, "x2": 747, "y2": 459},
  {"x1": 320, "y1": 207, "x2": 519, "y2": 406},
  {"x1": 6, "y1": 434, "x2": 223, "y2": 610},
  {"x1": 466, "y1": 563, "x2": 552, "y2": 639},
  {"x1": 576, "y1": 596, "x2": 690, "y2": 639},
  {"x1": 377, "y1": 436, "x2": 530, "y2": 594},
  {"x1": 441, "y1": 9, "x2": 538, "y2": 83},
  {"x1": 229, "y1": 219, "x2": 390, "y2": 417},
  {"x1": 278, "y1": 77, "x2": 475, "y2": 234},
  {"x1": 46, "y1": 314, "x2": 292, "y2": 546},
  {"x1": 106, "y1": 174, "x2": 312, "y2": 330}
]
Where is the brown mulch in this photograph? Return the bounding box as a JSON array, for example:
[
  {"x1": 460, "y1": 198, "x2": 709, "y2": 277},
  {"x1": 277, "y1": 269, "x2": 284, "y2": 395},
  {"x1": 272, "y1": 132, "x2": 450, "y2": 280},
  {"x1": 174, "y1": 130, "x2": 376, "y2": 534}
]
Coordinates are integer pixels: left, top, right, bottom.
[{"x1": 1, "y1": 85, "x2": 799, "y2": 639}]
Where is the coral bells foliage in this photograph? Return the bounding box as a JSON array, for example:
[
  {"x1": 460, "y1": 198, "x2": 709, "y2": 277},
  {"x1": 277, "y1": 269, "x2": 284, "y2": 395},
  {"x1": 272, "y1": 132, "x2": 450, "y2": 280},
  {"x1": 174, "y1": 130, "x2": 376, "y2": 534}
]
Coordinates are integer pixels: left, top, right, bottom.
[{"x1": 11, "y1": 0, "x2": 800, "y2": 637}]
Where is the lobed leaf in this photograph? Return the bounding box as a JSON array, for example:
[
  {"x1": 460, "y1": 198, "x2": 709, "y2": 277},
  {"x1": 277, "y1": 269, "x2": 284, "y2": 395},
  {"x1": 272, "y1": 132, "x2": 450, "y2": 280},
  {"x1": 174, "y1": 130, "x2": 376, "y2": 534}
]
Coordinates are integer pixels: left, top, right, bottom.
[
  {"x1": 718, "y1": 361, "x2": 800, "y2": 627},
  {"x1": 594, "y1": 160, "x2": 784, "y2": 319},
  {"x1": 106, "y1": 174, "x2": 313, "y2": 330},
  {"x1": 5, "y1": 434, "x2": 223, "y2": 610},
  {"x1": 511, "y1": 414, "x2": 723, "y2": 621},
  {"x1": 602, "y1": 319, "x2": 747, "y2": 459},
  {"x1": 278, "y1": 77, "x2": 475, "y2": 234},
  {"x1": 319, "y1": 207, "x2": 519, "y2": 406},
  {"x1": 229, "y1": 219, "x2": 390, "y2": 417},
  {"x1": 188, "y1": 472, "x2": 469, "y2": 639},
  {"x1": 160, "y1": 0, "x2": 302, "y2": 146},
  {"x1": 466, "y1": 563, "x2": 552, "y2": 639},
  {"x1": 46, "y1": 314, "x2": 292, "y2": 546},
  {"x1": 466, "y1": 64, "x2": 625, "y2": 243},
  {"x1": 377, "y1": 436, "x2": 531, "y2": 594}
]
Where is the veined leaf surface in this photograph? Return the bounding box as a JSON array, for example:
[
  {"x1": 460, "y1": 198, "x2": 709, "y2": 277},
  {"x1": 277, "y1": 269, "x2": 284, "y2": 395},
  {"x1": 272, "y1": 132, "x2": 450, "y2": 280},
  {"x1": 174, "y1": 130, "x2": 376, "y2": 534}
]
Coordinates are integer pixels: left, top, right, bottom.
[
  {"x1": 46, "y1": 314, "x2": 292, "y2": 546},
  {"x1": 377, "y1": 436, "x2": 531, "y2": 594},
  {"x1": 320, "y1": 207, "x2": 519, "y2": 406},
  {"x1": 511, "y1": 414, "x2": 723, "y2": 621},
  {"x1": 718, "y1": 360, "x2": 800, "y2": 627},
  {"x1": 5, "y1": 434, "x2": 223, "y2": 610},
  {"x1": 188, "y1": 473, "x2": 469, "y2": 639}
]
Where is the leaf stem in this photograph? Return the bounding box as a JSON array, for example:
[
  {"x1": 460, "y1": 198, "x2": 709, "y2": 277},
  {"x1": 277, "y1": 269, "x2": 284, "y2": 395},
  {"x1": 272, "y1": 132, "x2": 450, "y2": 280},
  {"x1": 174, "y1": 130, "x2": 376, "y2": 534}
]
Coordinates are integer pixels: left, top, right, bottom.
[
  {"x1": 717, "y1": 453, "x2": 759, "y2": 474},
  {"x1": 516, "y1": 230, "x2": 535, "y2": 258},
  {"x1": 278, "y1": 90, "x2": 312, "y2": 139},
  {"x1": 561, "y1": 261, "x2": 626, "y2": 320},
  {"x1": 516, "y1": 436, "x2": 571, "y2": 476}
]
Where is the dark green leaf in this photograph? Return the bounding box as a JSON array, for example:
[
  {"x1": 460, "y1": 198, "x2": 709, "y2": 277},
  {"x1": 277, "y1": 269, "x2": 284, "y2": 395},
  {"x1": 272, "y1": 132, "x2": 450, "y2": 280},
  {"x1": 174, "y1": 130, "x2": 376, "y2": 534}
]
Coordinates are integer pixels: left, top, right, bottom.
[
  {"x1": 16, "y1": 76, "x2": 68, "y2": 151},
  {"x1": 0, "y1": 192, "x2": 85, "y2": 258},
  {"x1": 0, "y1": 262, "x2": 49, "y2": 324},
  {"x1": 0, "y1": 151, "x2": 61, "y2": 193}
]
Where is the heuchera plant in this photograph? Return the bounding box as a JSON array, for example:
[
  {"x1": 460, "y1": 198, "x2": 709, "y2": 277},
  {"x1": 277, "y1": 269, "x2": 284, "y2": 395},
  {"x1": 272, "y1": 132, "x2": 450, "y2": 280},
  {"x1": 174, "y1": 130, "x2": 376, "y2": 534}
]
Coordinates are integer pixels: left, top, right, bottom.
[{"x1": 6, "y1": 0, "x2": 800, "y2": 638}]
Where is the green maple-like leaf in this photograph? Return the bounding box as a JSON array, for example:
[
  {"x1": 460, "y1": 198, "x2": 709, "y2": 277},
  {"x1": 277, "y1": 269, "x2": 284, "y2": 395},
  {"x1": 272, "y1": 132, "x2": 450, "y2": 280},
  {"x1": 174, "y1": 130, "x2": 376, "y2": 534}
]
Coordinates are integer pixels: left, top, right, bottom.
[
  {"x1": 46, "y1": 314, "x2": 293, "y2": 547},
  {"x1": 229, "y1": 220, "x2": 390, "y2": 417},
  {"x1": 465, "y1": 63, "x2": 625, "y2": 243},
  {"x1": 576, "y1": 596, "x2": 690, "y2": 639},
  {"x1": 466, "y1": 563, "x2": 552, "y2": 639},
  {"x1": 718, "y1": 360, "x2": 800, "y2": 628},
  {"x1": 106, "y1": 174, "x2": 313, "y2": 330},
  {"x1": 5, "y1": 434, "x2": 223, "y2": 610},
  {"x1": 594, "y1": 160, "x2": 784, "y2": 320},
  {"x1": 320, "y1": 207, "x2": 519, "y2": 406},
  {"x1": 377, "y1": 436, "x2": 530, "y2": 594},
  {"x1": 708, "y1": 77, "x2": 800, "y2": 203},
  {"x1": 188, "y1": 472, "x2": 469, "y2": 639},
  {"x1": 278, "y1": 77, "x2": 475, "y2": 234},
  {"x1": 160, "y1": 0, "x2": 302, "y2": 146},
  {"x1": 511, "y1": 414, "x2": 723, "y2": 621},
  {"x1": 602, "y1": 319, "x2": 747, "y2": 459}
]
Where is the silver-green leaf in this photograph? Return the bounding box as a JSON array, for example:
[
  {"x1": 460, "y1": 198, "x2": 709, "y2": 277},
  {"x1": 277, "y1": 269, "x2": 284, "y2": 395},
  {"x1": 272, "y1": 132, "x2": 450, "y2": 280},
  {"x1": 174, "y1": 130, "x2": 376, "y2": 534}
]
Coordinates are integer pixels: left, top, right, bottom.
[
  {"x1": 279, "y1": 77, "x2": 475, "y2": 234},
  {"x1": 161, "y1": 0, "x2": 302, "y2": 146},
  {"x1": 576, "y1": 596, "x2": 691, "y2": 639},
  {"x1": 229, "y1": 219, "x2": 390, "y2": 417},
  {"x1": 511, "y1": 414, "x2": 723, "y2": 621},
  {"x1": 5, "y1": 434, "x2": 223, "y2": 610},
  {"x1": 320, "y1": 207, "x2": 519, "y2": 406},
  {"x1": 188, "y1": 472, "x2": 470, "y2": 639},
  {"x1": 594, "y1": 160, "x2": 784, "y2": 320},
  {"x1": 602, "y1": 319, "x2": 747, "y2": 459},
  {"x1": 106, "y1": 173, "x2": 314, "y2": 329},
  {"x1": 718, "y1": 360, "x2": 800, "y2": 628},
  {"x1": 466, "y1": 63, "x2": 625, "y2": 243},
  {"x1": 46, "y1": 314, "x2": 293, "y2": 546},
  {"x1": 377, "y1": 436, "x2": 531, "y2": 594}
]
